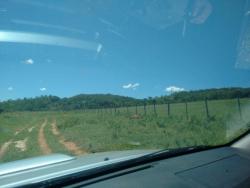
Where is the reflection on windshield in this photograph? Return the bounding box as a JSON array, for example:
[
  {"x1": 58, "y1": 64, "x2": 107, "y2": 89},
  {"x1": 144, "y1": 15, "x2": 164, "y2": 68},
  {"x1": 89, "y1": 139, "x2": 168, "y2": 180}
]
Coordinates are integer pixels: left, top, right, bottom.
[
  {"x1": 0, "y1": 0, "x2": 249, "y2": 163},
  {"x1": 0, "y1": 30, "x2": 102, "y2": 52}
]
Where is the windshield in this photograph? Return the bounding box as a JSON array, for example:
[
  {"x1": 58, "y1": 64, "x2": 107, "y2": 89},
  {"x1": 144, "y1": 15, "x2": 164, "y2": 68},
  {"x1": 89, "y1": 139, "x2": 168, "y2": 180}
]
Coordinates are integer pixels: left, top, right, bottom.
[{"x1": 0, "y1": 0, "x2": 250, "y2": 163}]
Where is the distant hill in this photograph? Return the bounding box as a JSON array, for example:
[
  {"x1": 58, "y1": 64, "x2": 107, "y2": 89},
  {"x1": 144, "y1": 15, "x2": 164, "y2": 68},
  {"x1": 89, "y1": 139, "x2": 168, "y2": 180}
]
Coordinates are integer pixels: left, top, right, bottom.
[
  {"x1": 0, "y1": 87, "x2": 249, "y2": 112},
  {"x1": 0, "y1": 94, "x2": 141, "y2": 112},
  {"x1": 59, "y1": 94, "x2": 142, "y2": 110}
]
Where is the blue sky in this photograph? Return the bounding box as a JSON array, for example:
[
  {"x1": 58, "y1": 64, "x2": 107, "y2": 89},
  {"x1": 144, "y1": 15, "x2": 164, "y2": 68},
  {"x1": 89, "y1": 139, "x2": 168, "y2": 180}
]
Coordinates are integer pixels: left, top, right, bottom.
[{"x1": 0, "y1": 0, "x2": 249, "y2": 101}]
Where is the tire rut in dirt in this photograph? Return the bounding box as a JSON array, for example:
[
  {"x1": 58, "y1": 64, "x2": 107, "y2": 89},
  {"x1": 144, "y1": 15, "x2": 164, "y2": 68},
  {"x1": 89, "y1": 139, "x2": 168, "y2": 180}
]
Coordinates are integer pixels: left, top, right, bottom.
[
  {"x1": 38, "y1": 119, "x2": 52, "y2": 155},
  {"x1": 51, "y1": 120, "x2": 87, "y2": 155},
  {"x1": 0, "y1": 141, "x2": 13, "y2": 159}
]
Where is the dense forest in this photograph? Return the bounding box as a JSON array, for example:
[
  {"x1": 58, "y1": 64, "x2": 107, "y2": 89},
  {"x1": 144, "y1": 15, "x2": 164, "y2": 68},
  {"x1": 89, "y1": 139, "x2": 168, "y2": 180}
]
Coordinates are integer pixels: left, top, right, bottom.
[{"x1": 0, "y1": 87, "x2": 250, "y2": 112}]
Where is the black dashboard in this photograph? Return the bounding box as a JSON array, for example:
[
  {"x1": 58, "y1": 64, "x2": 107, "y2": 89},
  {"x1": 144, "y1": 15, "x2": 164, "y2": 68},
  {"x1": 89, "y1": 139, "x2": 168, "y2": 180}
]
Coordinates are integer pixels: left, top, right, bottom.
[{"x1": 68, "y1": 147, "x2": 250, "y2": 188}]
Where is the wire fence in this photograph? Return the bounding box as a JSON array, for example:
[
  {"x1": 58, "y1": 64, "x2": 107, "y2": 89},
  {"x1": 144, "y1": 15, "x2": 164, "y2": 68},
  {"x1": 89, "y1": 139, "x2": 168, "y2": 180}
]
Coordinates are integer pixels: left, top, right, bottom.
[{"x1": 81, "y1": 98, "x2": 250, "y2": 120}]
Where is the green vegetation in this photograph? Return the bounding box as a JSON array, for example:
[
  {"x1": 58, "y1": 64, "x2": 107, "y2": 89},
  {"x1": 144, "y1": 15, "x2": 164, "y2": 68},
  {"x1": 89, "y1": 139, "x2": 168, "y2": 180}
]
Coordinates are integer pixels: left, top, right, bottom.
[
  {"x1": 159, "y1": 87, "x2": 250, "y2": 102},
  {"x1": 0, "y1": 112, "x2": 46, "y2": 163},
  {"x1": 0, "y1": 97, "x2": 249, "y2": 163},
  {"x1": 0, "y1": 87, "x2": 250, "y2": 112},
  {"x1": 0, "y1": 94, "x2": 139, "y2": 112}
]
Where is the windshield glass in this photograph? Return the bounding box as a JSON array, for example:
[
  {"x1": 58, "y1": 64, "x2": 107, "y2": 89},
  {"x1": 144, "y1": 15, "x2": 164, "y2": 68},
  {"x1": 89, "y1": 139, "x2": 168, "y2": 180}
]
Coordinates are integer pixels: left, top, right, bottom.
[{"x1": 0, "y1": 0, "x2": 250, "y2": 163}]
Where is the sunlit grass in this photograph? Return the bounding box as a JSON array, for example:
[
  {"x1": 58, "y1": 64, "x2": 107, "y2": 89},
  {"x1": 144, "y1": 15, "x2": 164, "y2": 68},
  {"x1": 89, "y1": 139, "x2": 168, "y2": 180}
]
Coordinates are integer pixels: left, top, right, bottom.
[{"x1": 0, "y1": 98, "x2": 249, "y2": 163}]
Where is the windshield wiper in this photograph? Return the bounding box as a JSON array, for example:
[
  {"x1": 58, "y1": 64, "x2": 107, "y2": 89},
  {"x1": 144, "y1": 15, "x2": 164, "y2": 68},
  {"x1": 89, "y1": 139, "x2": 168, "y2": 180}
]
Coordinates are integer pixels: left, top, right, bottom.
[{"x1": 25, "y1": 145, "x2": 215, "y2": 188}]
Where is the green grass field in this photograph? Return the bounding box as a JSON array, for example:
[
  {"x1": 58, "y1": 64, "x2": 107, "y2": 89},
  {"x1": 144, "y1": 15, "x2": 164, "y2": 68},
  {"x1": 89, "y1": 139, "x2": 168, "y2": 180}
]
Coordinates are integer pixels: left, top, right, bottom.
[{"x1": 0, "y1": 98, "x2": 250, "y2": 163}]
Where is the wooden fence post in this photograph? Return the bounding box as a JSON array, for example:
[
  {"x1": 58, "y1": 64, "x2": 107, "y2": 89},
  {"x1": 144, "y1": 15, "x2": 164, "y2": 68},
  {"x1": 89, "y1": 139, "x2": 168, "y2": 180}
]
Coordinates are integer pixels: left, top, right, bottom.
[
  {"x1": 205, "y1": 98, "x2": 210, "y2": 119},
  {"x1": 185, "y1": 102, "x2": 188, "y2": 120},
  {"x1": 237, "y1": 97, "x2": 242, "y2": 119},
  {"x1": 167, "y1": 103, "x2": 170, "y2": 116},
  {"x1": 153, "y1": 100, "x2": 157, "y2": 115}
]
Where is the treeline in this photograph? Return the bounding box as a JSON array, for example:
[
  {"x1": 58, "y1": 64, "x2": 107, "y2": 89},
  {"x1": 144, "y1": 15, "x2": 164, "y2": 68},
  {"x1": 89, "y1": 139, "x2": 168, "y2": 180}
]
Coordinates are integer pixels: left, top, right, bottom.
[
  {"x1": 0, "y1": 87, "x2": 249, "y2": 112},
  {"x1": 0, "y1": 94, "x2": 141, "y2": 112},
  {"x1": 155, "y1": 87, "x2": 250, "y2": 103}
]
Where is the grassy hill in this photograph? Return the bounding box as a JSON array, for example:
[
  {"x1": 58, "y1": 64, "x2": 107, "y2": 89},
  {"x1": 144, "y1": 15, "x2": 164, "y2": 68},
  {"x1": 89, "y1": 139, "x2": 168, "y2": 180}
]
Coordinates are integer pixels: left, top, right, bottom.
[{"x1": 0, "y1": 87, "x2": 250, "y2": 112}]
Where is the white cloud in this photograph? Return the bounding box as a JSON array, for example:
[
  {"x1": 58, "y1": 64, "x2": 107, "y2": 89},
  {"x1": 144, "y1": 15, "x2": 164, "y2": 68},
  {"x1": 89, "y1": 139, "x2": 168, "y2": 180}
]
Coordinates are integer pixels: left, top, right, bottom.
[
  {"x1": 165, "y1": 86, "x2": 185, "y2": 93},
  {"x1": 122, "y1": 83, "x2": 140, "y2": 90},
  {"x1": 40, "y1": 88, "x2": 47, "y2": 92},
  {"x1": 23, "y1": 58, "x2": 34, "y2": 65},
  {"x1": 7, "y1": 86, "x2": 13, "y2": 91},
  {"x1": 123, "y1": 83, "x2": 132, "y2": 89},
  {"x1": 133, "y1": 83, "x2": 140, "y2": 88}
]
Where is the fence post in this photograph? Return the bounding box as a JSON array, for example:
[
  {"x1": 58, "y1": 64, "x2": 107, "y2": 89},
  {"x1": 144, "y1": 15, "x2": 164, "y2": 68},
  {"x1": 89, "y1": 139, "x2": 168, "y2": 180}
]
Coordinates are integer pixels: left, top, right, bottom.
[
  {"x1": 167, "y1": 103, "x2": 170, "y2": 116},
  {"x1": 237, "y1": 97, "x2": 242, "y2": 119},
  {"x1": 185, "y1": 102, "x2": 188, "y2": 120},
  {"x1": 135, "y1": 104, "x2": 138, "y2": 115},
  {"x1": 205, "y1": 98, "x2": 210, "y2": 119},
  {"x1": 153, "y1": 100, "x2": 157, "y2": 115},
  {"x1": 144, "y1": 102, "x2": 147, "y2": 115}
]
